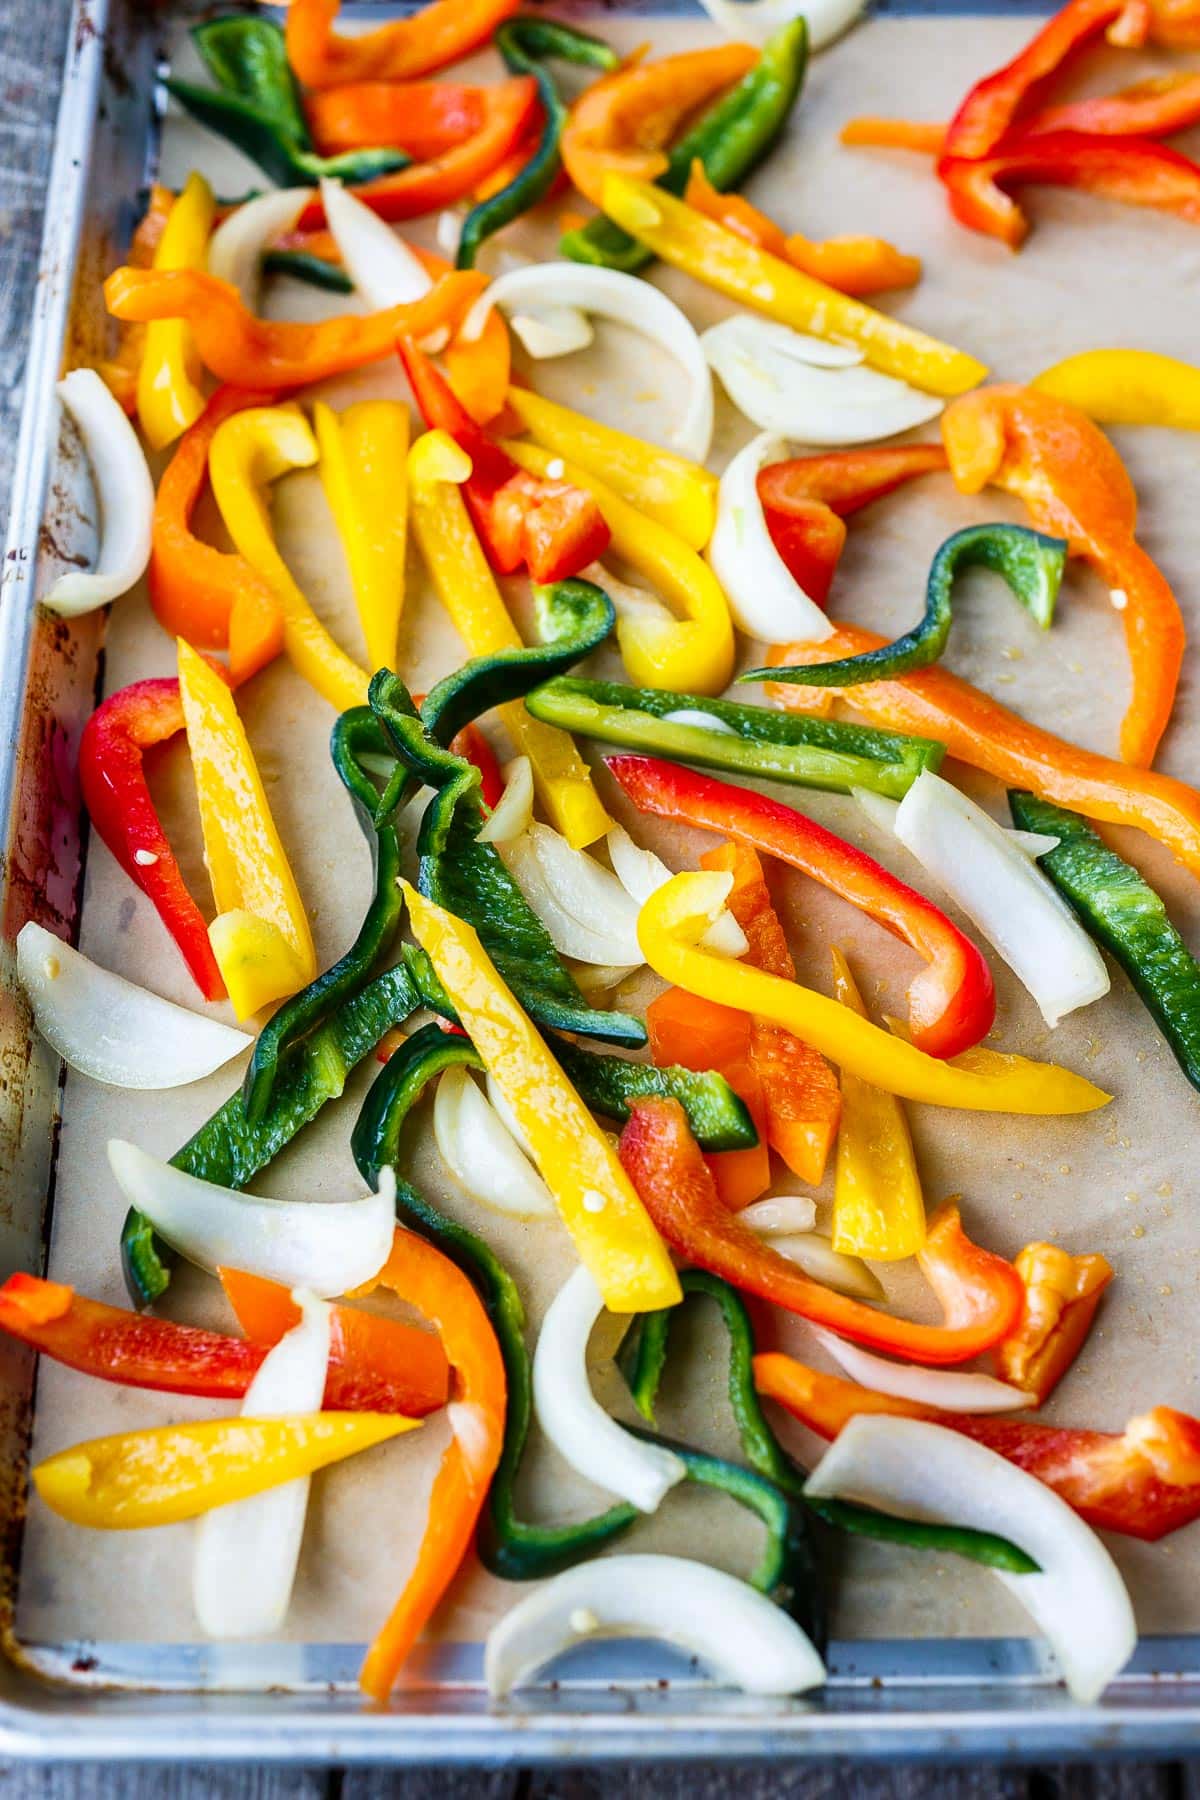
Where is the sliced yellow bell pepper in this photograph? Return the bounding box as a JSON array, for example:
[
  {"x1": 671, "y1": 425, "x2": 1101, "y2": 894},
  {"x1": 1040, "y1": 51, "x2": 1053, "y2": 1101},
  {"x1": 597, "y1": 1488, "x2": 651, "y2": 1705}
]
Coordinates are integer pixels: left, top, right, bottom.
[
  {"x1": 503, "y1": 437, "x2": 735, "y2": 696},
  {"x1": 600, "y1": 174, "x2": 987, "y2": 400},
  {"x1": 33, "y1": 1412, "x2": 416, "y2": 1529},
  {"x1": 408, "y1": 429, "x2": 612, "y2": 850},
  {"x1": 208, "y1": 405, "x2": 371, "y2": 714},
  {"x1": 314, "y1": 399, "x2": 409, "y2": 674},
  {"x1": 505, "y1": 387, "x2": 719, "y2": 552},
  {"x1": 829, "y1": 947, "x2": 925, "y2": 1261},
  {"x1": 402, "y1": 880, "x2": 681, "y2": 1312},
  {"x1": 1033, "y1": 348, "x2": 1200, "y2": 430},
  {"x1": 637, "y1": 872, "x2": 1109, "y2": 1117},
  {"x1": 136, "y1": 170, "x2": 214, "y2": 451},
  {"x1": 177, "y1": 639, "x2": 316, "y2": 1018}
]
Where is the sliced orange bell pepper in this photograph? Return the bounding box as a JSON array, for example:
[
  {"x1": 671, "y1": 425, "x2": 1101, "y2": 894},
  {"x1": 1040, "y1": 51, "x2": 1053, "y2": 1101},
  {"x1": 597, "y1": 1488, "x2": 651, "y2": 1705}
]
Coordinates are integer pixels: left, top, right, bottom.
[
  {"x1": 766, "y1": 623, "x2": 1200, "y2": 878},
  {"x1": 97, "y1": 183, "x2": 175, "y2": 414},
  {"x1": 305, "y1": 80, "x2": 491, "y2": 158},
  {"x1": 754, "y1": 1353, "x2": 1200, "y2": 1541},
  {"x1": 684, "y1": 161, "x2": 920, "y2": 297},
  {"x1": 620, "y1": 1098, "x2": 1023, "y2": 1366},
  {"x1": 150, "y1": 384, "x2": 284, "y2": 684},
  {"x1": 294, "y1": 77, "x2": 540, "y2": 227},
  {"x1": 104, "y1": 266, "x2": 484, "y2": 389},
  {"x1": 355, "y1": 1226, "x2": 505, "y2": 1700},
  {"x1": 702, "y1": 840, "x2": 840, "y2": 1187},
  {"x1": 647, "y1": 988, "x2": 771, "y2": 1212},
  {"x1": 561, "y1": 43, "x2": 758, "y2": 209},
  {"x1": 942, "y1": 383, "x2": 1184, "y2": 768},
  {"x1": 287, "y1": 0, "x2": 521, "y2": 88},
  {"x1": 995, "y1": 1242, "x2": 1114, "y2": 1406}
]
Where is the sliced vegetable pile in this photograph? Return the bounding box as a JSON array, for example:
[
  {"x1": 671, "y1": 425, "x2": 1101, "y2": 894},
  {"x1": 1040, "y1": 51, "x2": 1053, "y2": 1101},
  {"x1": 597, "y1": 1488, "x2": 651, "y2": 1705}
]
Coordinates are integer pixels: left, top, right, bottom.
[{"x1": 18, "y1": 0, "x2": 1200, "y2": 1711}]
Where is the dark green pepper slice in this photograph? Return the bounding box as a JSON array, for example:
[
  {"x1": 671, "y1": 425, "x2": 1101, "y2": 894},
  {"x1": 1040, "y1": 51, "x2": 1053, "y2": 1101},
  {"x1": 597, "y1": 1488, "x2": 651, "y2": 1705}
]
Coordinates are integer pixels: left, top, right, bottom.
[
  {"x1": 561, "y1": 19, "x2": 807, "y2": 273},
  {"x1": 622, "y1": 1270, "x2": 1038, "y2": 1577},
  {"x1": 551, "y1": 1038, "x2": 756, "y2": 1150},
  {"x1": 352, "y1": 1023, "x2": 637, "y2": 1578},
  {"x1": 745, "y1": 523, "x2": 1068, "y2": 689},
  {"x1": 527, "y1": 674, "x2": 944, "y2": 798},
  {"x1": 1010, "y1": 790, "x2": 1200, "y2": 1093},
  {"x1": 170, "y1": 17, "x2": 407, "y2": 190},
  {"x1": 457, "y1": 19, "x2": 619, "y2": 270},
  {"x1": 261, "y1": 249, "x2": 354, "y2": 293},
  {"x1": 121, "y1": 961, "x2": 421, "y2": 1308}
]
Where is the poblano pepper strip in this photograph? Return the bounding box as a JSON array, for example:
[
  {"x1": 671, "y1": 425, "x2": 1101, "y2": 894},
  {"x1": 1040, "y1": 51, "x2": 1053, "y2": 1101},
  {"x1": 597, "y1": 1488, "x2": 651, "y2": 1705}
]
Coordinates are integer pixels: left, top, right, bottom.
[
  {"x1": 169, "y1": 17, "x2": 407, "y2": 190},
  {"x1": 749, "y1": 523, "x2": 1068, "y2": 689},
  {"x1": 121, "y1": 960, "x2": 421, "y2": 1308},
  {"x1": 243, "y1": 709, "x2": 406, "y2": 1124},
  {"x1": 352, "y1": 1023, "x2": 638, "y2": 1579},
  {"x1": 527, "y1": 675, "x2": 945, "y2": 799},
  {"x1": 622, "y1": 1269, "x2": 1038, "y2": 1577},
  {"x1": 1010, "y1": 790, "x2": 1200, "y2": 1093},
  {"x1": 261, "y1": 249, "x2": 354, "y2": 293},
  {"x1": 457, "y1": 18, "x2": 619, "y2": 270},
  {"x1": 561, "y1": 18, "x2": 808, "y2": 274},
  {"x1": 552, "y1": 1038, "x2": 757, "y2": 1150}
]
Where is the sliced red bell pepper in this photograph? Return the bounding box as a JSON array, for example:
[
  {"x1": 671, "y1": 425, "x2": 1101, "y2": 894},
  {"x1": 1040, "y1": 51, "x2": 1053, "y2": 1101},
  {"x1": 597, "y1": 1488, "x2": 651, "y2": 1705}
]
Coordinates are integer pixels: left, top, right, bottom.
[
  {"x1": 619, "y1": 1098, "x2": 1023, "y2": 1366},
  {"x1": 305, "y1": 80, "x2": 491, "y2": 159},
  {"x1": 607, "y1": 755, "x2": 995, "y2": 1060},
  {"x1": 941, "y1": 0, "x2": 1152, "y2": 163},
  {"x1": 295, "y1": 77, "x2": 540, "y2": 228},
  {"x1": 942, "y1": 383, "x2": 1185, "y2": 768},
  {"x1": 287, "y1": 0, "x2": 522, "y2": 89},
  {"x1": 398, "y1": 336, "x2": 610, "y2": 582},
  {"x1": 757, "y1": 445, "x2": 947, "y2": 605},
  {"x1": 79, "y1": 677, "x2": 225, "y2": 1001},
  {"x1": 0, "y1": 1272, "x2": 448, "y2": 1417},
  {"x1": 938, "y1": 130, "x2": 1200, "y2": 249},
  {"x1": 844, "y1": 72, "x2": 1200, "y2": 154},
  {"x1": 755, "y1": 1350, "x2": 1200, "y2": 1541}
]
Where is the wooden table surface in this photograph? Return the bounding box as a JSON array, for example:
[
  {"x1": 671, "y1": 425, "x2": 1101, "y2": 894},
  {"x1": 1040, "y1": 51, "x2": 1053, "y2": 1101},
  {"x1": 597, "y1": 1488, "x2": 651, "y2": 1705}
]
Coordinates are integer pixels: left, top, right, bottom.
[{"x1": 2, "y1": 1, "x2": 1197, "y2": 1794}]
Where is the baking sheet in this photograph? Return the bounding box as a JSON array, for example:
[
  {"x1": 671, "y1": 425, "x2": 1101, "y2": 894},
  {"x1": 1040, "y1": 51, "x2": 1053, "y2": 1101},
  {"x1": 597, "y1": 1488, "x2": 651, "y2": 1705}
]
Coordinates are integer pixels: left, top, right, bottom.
[{"x1": 15, "y1": 6, "x2": 1200, "y2": 1678}]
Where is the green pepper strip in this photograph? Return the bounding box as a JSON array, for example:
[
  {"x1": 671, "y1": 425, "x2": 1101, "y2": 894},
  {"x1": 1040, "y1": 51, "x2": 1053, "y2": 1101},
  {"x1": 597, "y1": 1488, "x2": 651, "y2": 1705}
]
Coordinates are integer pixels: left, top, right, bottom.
[
  {"x1": 749, "y1": 523, "x2": 1068, "y2": 690},
  {"x1": 261, "y1": 249, "x2": 354, "y2": 294},
  {"x1": 1010, "y1": 790, "x2": 1200, "y2": 1093},
  {"x1": 622, "y1": 1270, "x2": 1040, "y2": 1578},
  {"x1": 561, "y1": 18, "x2": 808, "y2": 273},
  {"x1": 526, "y1": 675, "x2": 945, "y2": 800},
  {"x1": 352, "y1": 1023, "x2": 814, "y2": 1619},
  {"x1": 168, "y1": 16, "x2": 407, "y2": 190},
  {"x1": 243, "y1": 711, "x2": 405, "y2": 1124},
  {"x1": 121, "y1": 961, "x2": 421, "y2": 1308},
  {"x1": 457, "y1": 19, "x2": 619, "y2": 271},
  {"x1": 353, "y1": 1023, "x2": 637, "y2": 1578}
]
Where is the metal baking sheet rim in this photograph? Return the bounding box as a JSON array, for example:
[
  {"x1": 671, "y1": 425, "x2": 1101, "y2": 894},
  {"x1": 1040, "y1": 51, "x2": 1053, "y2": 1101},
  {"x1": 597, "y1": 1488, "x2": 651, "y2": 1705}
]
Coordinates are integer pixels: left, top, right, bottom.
[{"x1": 3, "y1": 0, "x2": 1200, "y2": 1762}]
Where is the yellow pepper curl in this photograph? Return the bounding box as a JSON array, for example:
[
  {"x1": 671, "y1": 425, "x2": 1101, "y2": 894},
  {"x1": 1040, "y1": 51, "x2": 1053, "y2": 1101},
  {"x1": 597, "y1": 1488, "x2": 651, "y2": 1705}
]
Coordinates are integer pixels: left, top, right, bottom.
[{"x1": 1033, "y1": 348, "x2": 1200, "y2": 431}]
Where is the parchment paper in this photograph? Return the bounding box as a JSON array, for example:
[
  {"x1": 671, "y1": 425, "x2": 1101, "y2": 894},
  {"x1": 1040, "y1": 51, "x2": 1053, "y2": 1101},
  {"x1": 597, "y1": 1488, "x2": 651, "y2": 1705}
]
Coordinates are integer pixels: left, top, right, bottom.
[{"x1": 16, "y1": 9, "x2": 1200, "y2": 1673}]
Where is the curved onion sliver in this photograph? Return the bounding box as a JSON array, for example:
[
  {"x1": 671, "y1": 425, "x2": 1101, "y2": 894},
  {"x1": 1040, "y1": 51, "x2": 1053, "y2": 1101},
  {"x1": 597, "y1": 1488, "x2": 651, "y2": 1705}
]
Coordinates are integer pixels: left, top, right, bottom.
[
  {"x1": 485, "y1": 1553, "x2": 826, "y2": 1697},
  {"x1": 808, "y1": 1324, "x2": 1034, "y2": 1414},
  {"x1": 433, "y1": 1064, "x2": 556, "y2": 1219},
  {"x1": 44, "y1": 369, "x2": 154, "y2": 616},
  {"x1": 477, "y1": 756, "x2": 534, "y2": 846},
  {"x1": 804, "y1": 1416, "x2": 1136, "y2": 1703},
  {"x1": 207, "y1": 189, "x2": 314, "y2": 310},
  {"x1": 503, "y1": 826, "x2": 643, "y2": 966},
  {"x1": 17, "y1": 921, "x2": 250, "y2": 1089},
  {"x1": 738, "y1": 1195, "x2": 818, "y2": 1237},
  {"x1": 708, "y1": 432, "x2": 833, "y2": 646},
  {"x1": 606, "y1": 826, "x2": 747, "y2": 958},
  {"x1": 696, "y1": 0, "x2": 867, "y2": 53}
]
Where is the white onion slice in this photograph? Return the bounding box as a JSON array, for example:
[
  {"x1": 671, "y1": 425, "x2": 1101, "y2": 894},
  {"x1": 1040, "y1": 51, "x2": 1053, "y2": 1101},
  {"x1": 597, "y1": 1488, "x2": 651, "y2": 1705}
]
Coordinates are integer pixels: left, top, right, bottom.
[
  {"x1": 44, "y1": 369, "x2": 154, "y2": 616},
  {"x1": 893, "y1": 772, "x2": 1110, "y2": 1028},
  {"x1": 808, "y1": 1325, "x2": 1034, "y2": 1413},
  {"x1": 107, "y1": 1141, "x2": 395, "y2": 1298},
  {"x1": 767, "y1": 1232, "x2": 884, "y2": 1300},
  {"x1": 16, "y1": 921, "x2": 250, "y2": 1089},
  {"x1": 533, "y1": 1265, "x2": 686, "y2": 1511},
  {"x1": 696, "y1": 0, "x2": 867, "y2": 51},
  {"x1": 433, "y1": 1064, "x2": 556, "y2": 1219},
  {"x1": 510, "y1": 307, "x2": 595, "y2": 359},
  {"x1": 486, "y1": 1553, "x2": 826, "y2": 1697},
  {"x1": 570, "y1": 961, "x2": 640, "y2": 993},
  {"x1": 703, "y1": 315, "x2": 943, "y2": 445},
  {"x1": 804, "y1": 1417, "x2": 1136, "y2": 1703},
  {"x1": 739, "y1": 1195, "x2": 818, "y2": 1236},
  {"x1": 708, "y1": 432, "x2": 833, "y2": 646},
  {"x1": 319, "y1": 176, "x2": 432, "y2": 307},
  {"x1": 606, "y1": 826, "x2": 747, "y2": 958},
  {"x1": 504, "y1": 826, "x2": 644, "y2": 966},
  {"x1": 583, "y1": 561, "x2": 673, "y2": 625},
  {"x1": 463, "y1": 263, "x2": 714, "y2": 461},
  {"x1": 207, "y1": 188, "x2": 314, "y2": 311},
  {"x1": 662, "y1": 707, "x2": 738, "y2": 736},
  {"x1": 193, "y1": 1288, "x2": 330, "y2": 1638},
  {"x1": 852, "y1": 787, "x2": 1060, "y2": 860},
  {"x1": 477, "y1": 756, "x2": 534, "y2": 845}
]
